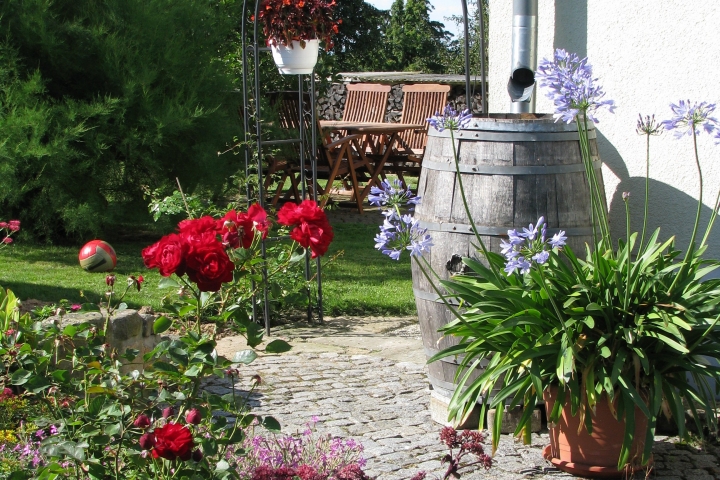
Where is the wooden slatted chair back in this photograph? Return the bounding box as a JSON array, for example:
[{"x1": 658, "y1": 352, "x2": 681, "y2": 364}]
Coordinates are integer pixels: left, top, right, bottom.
[
  {"x1": 343, "y1": 83, "x2": 391, "y2": 123},
  {"x1": 398, "y1": 84, "x2": 451, "y2": 154}
]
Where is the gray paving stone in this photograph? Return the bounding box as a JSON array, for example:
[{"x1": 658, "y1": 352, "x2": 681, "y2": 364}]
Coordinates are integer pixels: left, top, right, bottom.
[{"x1": 207, "y1": 351, "x2": 720, "y2": 480}]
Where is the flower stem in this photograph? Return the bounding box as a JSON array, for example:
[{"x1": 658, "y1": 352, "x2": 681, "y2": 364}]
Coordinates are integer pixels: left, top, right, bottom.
[
  {"x1": 448, "y1": 129, "x2": 501, "y2": 282},
  {"x1": 536, "y1": 266, "x2": 567, "y2": 334},
  {"x1": 639, "y1": 133, "x2": 651, "y2": 253},
  {"x1": 624, "y1": 198, "x2": 631, "y2": 312},
  {"x1": 670, "y1": 130, "x2": 703, "y2": 293},
  {"x1": 578, "y1": 115, "x2": 612, "y2": 251}
]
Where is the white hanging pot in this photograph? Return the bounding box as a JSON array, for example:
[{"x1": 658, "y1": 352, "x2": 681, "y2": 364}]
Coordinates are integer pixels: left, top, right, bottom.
[{"x1": 270, "y1": 39, "x2": 320, "y2": 75}]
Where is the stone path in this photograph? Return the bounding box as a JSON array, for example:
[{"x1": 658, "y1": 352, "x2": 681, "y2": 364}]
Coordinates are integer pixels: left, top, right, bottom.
[{"x1": 203, "y1": 349, "x2": 720, "y2": 480}]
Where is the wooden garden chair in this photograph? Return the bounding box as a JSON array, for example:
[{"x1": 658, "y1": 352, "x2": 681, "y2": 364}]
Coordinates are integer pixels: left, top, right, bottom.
[
  {"x1": 341, "y1": 83, "x2": 391, "y2": 154},
  {"x1": 383, "y1": 83, "x2": 451, "y2": 186},
  {"x1": 263, "y1": 92, "x2": 307, "y2": 206},
  {"x1": 267, "y1": 92, "x2": 375, "y2": 213}
]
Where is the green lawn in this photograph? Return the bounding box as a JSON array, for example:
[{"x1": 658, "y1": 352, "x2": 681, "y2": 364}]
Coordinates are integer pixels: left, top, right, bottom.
[{"x1": 0, "y1": 221, "x2": 416, "y2": 318}]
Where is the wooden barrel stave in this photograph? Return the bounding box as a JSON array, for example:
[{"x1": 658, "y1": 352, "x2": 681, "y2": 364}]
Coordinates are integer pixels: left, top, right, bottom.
[{"x1": 412, "y1": 114, "x2": 605, "y2": 421}]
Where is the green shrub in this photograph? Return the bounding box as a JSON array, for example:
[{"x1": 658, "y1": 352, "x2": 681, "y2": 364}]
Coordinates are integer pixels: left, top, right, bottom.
[{"x1": 0, "y1": 0, "x2": 243, "y2": 242}]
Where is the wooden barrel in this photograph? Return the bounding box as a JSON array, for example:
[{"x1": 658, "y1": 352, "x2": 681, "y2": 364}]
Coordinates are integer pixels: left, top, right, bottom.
[{"x1": 411, "y1": 114, "x2": 604, "y2": 424}]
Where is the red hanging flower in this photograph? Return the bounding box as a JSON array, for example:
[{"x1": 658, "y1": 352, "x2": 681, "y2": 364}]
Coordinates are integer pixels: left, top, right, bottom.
[
  {"x1": 151, "y1": 423, "x2": 194, "y2": 461},
  {"x1": 277, "y1": 200, "x2": 333, "y2": 258}
]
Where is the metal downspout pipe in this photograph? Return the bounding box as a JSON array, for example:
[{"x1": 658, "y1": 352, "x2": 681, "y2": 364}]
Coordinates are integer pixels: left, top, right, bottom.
[{"x1": 508, "y1": 0, "x2": 538, "y2": 113}]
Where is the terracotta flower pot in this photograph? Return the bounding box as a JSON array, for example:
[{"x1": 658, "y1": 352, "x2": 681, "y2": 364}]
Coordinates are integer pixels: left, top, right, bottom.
[
  {"x1": 543, "y1": 386, "x2": 651, "y2": 478},
  {"x1": 270, "y1": 39, "x2": 319, "y2": 75}
]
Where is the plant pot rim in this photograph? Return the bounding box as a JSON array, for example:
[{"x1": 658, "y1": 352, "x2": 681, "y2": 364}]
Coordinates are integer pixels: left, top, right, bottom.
[{"x1": 542, "y1": 445, "x2": 650, "y2": 478}]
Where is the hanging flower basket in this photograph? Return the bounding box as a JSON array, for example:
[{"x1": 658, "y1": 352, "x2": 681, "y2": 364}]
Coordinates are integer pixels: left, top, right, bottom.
[{"x1": 270, "y1": 39, "x2": 319, "y2": 75}]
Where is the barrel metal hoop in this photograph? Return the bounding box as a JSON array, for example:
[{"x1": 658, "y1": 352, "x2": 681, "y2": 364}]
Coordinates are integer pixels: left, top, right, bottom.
[
  {"x1": 416, "y1": 223, "x2": 595, "y2": 236},
  {"x1": 412, "y1": 288, "x2": 459, "y2": 305},
  {"x1": 429, "y1": 129, "x2": 597, "y2": 141},
  {"x1": 422, "y1": 158, "x2": 601, "y2": 175}
]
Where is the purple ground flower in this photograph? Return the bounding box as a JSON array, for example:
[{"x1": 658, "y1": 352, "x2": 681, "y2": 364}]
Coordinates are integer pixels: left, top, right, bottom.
[
  {"x1": 661, "y1": 100, "x2": 719, "y2": 138},
  {"x1": 427, "y1": 104, "x2": 472, "y2": 132},
  {"x1": 536, "y1": 49, "x2": 615, "y2": 124}
]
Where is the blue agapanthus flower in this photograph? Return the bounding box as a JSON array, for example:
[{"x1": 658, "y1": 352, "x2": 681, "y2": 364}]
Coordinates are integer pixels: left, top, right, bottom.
[
  {"x1": 502, "y1": 217, "x2": 567, "y2": 275},
  {"x1": 371, "y1": 179, "x2": 432, "y2": 261},
  {"x1": 536, "y1": 49, "x2": 616, "y2": 124},
  {"x1": 375, "y1": 215, "x2": 433, "y2": 260},
  {"x1": 368, "y1": 179, "x2": 421, "y2": 213},
  {"x1": 661, "y1": 100, "x2": 719, "y2": 138},
  {"x1": 427, "y1": 104, "x2": 472, "y2": 132}
]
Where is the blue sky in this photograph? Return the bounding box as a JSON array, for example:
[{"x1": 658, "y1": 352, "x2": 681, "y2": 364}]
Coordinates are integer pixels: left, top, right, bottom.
[{"x1": 364, "y1": 0, "x2": 465, "y2": 37}]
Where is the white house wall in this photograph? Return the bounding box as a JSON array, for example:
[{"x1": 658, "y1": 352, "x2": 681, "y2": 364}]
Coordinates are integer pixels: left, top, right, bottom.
[{"x1": 488, "y1": 0, "x2": 720, "y2": 258}]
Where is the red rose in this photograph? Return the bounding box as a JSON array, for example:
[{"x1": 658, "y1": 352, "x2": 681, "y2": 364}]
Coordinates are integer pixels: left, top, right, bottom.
[
  {"x1": 151, "y1": 422, "x2": 194, "y2": 461},
  {"x1": 133, "y1": 414, "x2": 151, "y2": 429},
  {"x1": 277, "y1": 200, "x2": 333, "y2": 258},
  {"x1": 185, "y1": 241, "x2": 234, "y2": 292},
  {"x1": 142, "y1": 233, "x2": 187, "y2": 277},
  {"x1": 219, "y1": 204, "x2": 269, "y2": 249},
  {"x1": 139, "y1": 432, "x2": 156, "y2": 450},
  {"x1": 178, "y1": 216, "x2": 218, "y2": 243}
]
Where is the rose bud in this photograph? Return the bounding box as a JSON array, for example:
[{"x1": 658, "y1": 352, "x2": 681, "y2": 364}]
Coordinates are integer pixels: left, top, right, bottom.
[
  {"x1": 192, "y1": 449, "x2": 203, "y2": 462},
  {"x1": 134, "y1": 414, "x2": 151, "y2": 429},
  {"x1": 251, "y1": 374, "x2": 262, "y2": 386},
  {"x1": 162, "y1": 406, "x2": 174, "y2": 419},
  {"x1": 139, "y1": 432, "x2": 156, "y2": 450},
  {"x1": 106, "y1": 275, "x2": 116, "y2": 286},
  {"x1": 185, "y1": 408, "x2": 202, "y2": 425}
]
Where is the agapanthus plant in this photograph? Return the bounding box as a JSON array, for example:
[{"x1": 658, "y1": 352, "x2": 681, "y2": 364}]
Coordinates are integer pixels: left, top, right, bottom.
[{"x1": 424, "y1": 49, "x2": 720, "y2": 472}]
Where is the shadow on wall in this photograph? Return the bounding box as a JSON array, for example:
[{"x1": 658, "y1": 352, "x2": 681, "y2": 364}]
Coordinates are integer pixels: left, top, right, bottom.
[
  {"x1": 596, "y1": 130, "x2": 719, "y2": 262},
  {"x1": 554, "y1": 0, "x2": 587, "y2": 58}
]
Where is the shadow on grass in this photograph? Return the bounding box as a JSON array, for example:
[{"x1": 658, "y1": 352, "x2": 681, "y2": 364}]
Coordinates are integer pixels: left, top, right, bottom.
[
  {"x1": 2, "y1": 281, "x2": 147, "y2": 310},
  {"x1": 2, "y1": 241, "x2": 151, "y2": 269}
]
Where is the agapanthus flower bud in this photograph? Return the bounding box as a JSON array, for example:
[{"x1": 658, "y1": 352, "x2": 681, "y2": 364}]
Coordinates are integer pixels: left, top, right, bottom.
[
  {"x1": 185, "y1": 408, "x2": 201, "y2": 425},
  {"x1": 134, "y1": 414, "x2": 151, "y2": 429}
]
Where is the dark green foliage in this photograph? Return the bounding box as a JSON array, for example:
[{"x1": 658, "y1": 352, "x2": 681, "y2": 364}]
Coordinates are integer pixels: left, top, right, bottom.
[
  {"x1": 0, "y1": 0, "x2": 243, "y2": 241},
  {"x1": 323, "y1": 0, "x2": 390, "y2": 73}
]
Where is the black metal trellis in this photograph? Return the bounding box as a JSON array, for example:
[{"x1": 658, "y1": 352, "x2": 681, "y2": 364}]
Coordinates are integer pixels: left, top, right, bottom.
[
  {"x1": 240, "y1": 0, "x2": 322, "y2": 336},
  {"x1": 238, "y1": 0, "x2": 485, "y2": 334}
]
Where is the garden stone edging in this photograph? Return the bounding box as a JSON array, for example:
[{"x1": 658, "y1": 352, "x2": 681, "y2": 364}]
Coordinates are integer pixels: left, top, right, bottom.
[{"x1": 44, "y1": 309, "x2": 163, "y2": 374}]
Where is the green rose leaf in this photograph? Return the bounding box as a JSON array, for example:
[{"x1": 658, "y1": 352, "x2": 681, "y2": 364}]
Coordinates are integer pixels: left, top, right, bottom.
[
  {"x1": 153, "y1": 316, "x2": 172, "y2": 334},
  {"x1": 262, "y1": 416, "x2": 281, "y2": 433},
  {"x1": 184, "y1": 364, "x2": 202, "y2": 377},
  {"x1": 233, "y1": 349, "x2": 257, "y2": 365},
  {"x1": 158, "y1": 277, "x2": 181, "y2": 289},
  {"x1": 265, "y1": 339, "x2": 292, "y2": 354},
  {"x1": 10, "y1": 369, "x2": 31, "y2": 385}
]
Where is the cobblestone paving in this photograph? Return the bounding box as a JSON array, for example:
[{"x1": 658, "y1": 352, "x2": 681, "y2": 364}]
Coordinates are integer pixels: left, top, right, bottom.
[{"x1": 204, "y1": 352, "x2": 720, "y2": 480}]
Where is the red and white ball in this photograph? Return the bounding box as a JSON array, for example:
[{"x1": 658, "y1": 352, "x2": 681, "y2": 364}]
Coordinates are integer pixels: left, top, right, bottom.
[{"x1": 78, "y1": 240, "x2": 117, "y2": 272}]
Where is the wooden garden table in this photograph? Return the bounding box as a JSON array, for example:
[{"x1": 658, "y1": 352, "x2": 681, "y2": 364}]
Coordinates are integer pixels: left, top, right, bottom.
[{"x1": 318, "y1": 121, "x2": 425, "y2": 201}]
